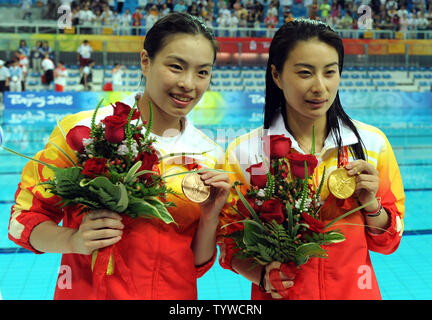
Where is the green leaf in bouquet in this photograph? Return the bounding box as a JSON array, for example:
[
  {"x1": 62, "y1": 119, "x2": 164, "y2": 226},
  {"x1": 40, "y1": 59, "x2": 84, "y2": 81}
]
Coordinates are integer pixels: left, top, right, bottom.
[
  {"x1": 157, "y1": 150, "x2": 214, "y2": 162},
  {"x1": 143, "y1": 100, "x2": 154, "y2": 141},
  {"x1": 50, "y1": 167, "x2": 84, "y2": 196},
  {"x1": 131, "y1": 169, "x2": 159, "y2": 182},
  {"x1": 80, "y1": 177, "x2": 129, "y2": 213},
  {"x1": 296, "y1": 242, "x2": 327, "y2": 257},
  {"x1": 323, "y1": 198, "x2": 375, "y2": 231},
  {"x1": 298, "y1": 160, "x2": 309, "y2": 212},
  {"x1": 162, "y1": 168, "x2": 232, "y2": 180},
  {"x1": 294, "y1": 255, "x2": 309, "y2": 266},
  {"x1": 315, "y1": 166, "x2": 326, "y2": 202},
  {"x1": 127, "y1": 197, "x2": 176, "y2": 225},
  {"x1": 311, "y1": 126, "x2": 315, "y2": 155},
  {"x1": 285, "y1": 202, "x2": 294, "y2": 237},
  {"x1": 242, "y1": 220, "x2": 265, "y2": 247},
  {"x1": 234, "y1": 184, "x2": 263, "y2": 226},
  {"x1": 124, "y1": 160, "x2": 142, "y2": 184},
  {"x1": 90, "y1": 98, "x2": 105, "y2": 138},
  {"x1": 323, "y1": 231, "x2": 345, "y2": 244}
]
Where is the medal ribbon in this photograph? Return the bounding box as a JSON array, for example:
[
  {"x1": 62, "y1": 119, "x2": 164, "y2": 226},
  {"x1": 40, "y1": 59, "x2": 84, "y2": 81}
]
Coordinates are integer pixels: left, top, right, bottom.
[{"x1": 338, "y1": 146, "x2": 349, "y2": 168}]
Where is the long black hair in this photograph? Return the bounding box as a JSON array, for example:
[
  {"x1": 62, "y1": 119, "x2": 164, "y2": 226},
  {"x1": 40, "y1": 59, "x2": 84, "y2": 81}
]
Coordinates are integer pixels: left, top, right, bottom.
[
  {"x1": 143, "y1": 12, "x2": 219, "y2": 63},
  {"x1": 263, "y1": 19, "x2": 366, "y2": 161}
]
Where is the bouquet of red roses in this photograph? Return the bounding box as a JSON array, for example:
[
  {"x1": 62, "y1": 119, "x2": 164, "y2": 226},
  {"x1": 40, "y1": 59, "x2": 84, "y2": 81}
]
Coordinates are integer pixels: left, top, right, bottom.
[
  {"x1": 4, "y1": 98, "x2": 178, "y2": 224},
  {"x1": 2, "y1": 97, "x2": 214, "y2": 277},
  {"x1": 223, "y1": 133, "x2": 367, "y2": 270}
]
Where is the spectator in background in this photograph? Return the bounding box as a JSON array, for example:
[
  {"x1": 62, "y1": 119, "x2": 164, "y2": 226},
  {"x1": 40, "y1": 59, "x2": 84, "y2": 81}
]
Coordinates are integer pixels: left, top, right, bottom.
[
  {"x1": 79, "y1": 4, "x2": 95, "y2": 34},
  {"x1": 30, "y1": 41, "x2": 43, "y2": 74},
  {"x1": 117, "y1": 0, "x2": 125, "y2": 13},
  {"x1": 41, "y1": 53, "x2": 55, "y2": 90},
  {"x1": 54, "y1": 61, "x2": 68, "y2": 92},
  {"x1": 246, "y1": 8, "x2": 258, "y2": 36},
  {"x1": 397, "y1": 5, "x2": 409, "y2": 19},
  {"x1": 107, "y1": 0, "x2": 115, "y2": 11},
  {"x1": 161, "y1": 4, "x2": 171, "y2": 17},
  {"x1": 238, "y1": 11, "x2": 247, "y2": 36},
  {"x1": 138, "y1": 0, "x2": 148, "y2": 9},
  {"x1": 416, "y1": 11, "x2": 429, "y2": 38},
  {"x1": 217, "y1": 12, "x2": 229, "y2": 36},
  {"x1": 284, "y1": 10, "x2": 294, "y2": 23},
  {"x1": 320, "y1": 0, "x2": 331, "y2": 21},
  {"x1": 340, "y1": 11, "x2": 353, "y2": 28},
  {"x1": 80, "y1": 59, "x2": 95, "y2": 91},
  {"x1": 206, "y1": 0, "x2": 215, "y2": 16},
  {"x1": 145, "y1": 6, "x2": 160, "y2": 34},
  {"x1": 15, "y1": 50, "x2": 29, "y2": 91},
  {"x1": 101, "y1": 4, "x2": 114, "y2": 26},
  {"x1": 18, "y1": 40, "x2": 30, "y2": 59},
  {"x1": 40, "y1": 41, "x2": 54, "y2": 61},
  {"x1": 77, "y1": 40, "x2": 93, "y2": 73},
  {"x1": 174, "y1": 0, "x2": 187, "y2": 12},
  {"x1": 253, "y1": 0, "x2": 264, "y2": 22},
  {"x1": 392, "y1": 11, "x2": 401, "y2": 31},
  {"x1": 264, "y1": 10, "x2": 278, "y2": 37},
  {"x1": 268, "y1": 2, "x2": 278, "y2": 18},
  {"x1": 93, "y1": 8, "x2": 103, "y2": 34},
  {"x1": 120, "y1": 8, "x2": 132, "y2": 35},
  {"x1": 111, "y1": 63, "x2": 125, "y2": 92},
  {"x1": 9, "y1": 58, "x2": 23, "y2": 92},
  {"x1": 236, "y1": 3, "x2": 248, "y2": 20},
  {"x1": 205, "y1": 12, "x2": 215, "y2": 29},
  {"x1": 132, "y1": 8, "x2": 144, "y2": 35},
  {"x1": 399, "y1": 12, "x2": 410, "y2": 33},
  {"x1": 188, "y1": 2, "x2": 200, "y2": 16},
  {"x1": 309, "y1": 0, "x2": 319, "y2": 20},
  {"x1": 0, "y1": 60, "x2": 10, "y2": 102},
  {"x1": 228, "y1": 10, "x2": 239, "y2": 37},
  {"x1": 21, "y1": 0, "x2": 32, "y2": 23},
  {"x1": 72, "y1": 6, "x2": 81, "y2": 27},
  {"x1": 111, "y1": 11, "x2": 120, "y2": 34},
  {"x1": 219, "y1": 1, "x2": 231, "y2": 19}
]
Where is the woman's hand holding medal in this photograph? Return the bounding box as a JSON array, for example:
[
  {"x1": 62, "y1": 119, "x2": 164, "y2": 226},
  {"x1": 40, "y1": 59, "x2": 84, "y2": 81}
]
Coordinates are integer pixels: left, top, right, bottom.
[{"x1": 346, "y1": 160, "x2": 380, "y2": 212}]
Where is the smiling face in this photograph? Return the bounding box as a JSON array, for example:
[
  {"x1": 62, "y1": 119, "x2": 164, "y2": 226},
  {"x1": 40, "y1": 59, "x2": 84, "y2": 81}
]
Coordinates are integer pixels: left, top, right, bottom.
[
  {"x1": 271, "y1": 37, "x2": 340, "y2": 123},
  {"x1": 141, "y1": 33, "x2": 214, "y2": 121}
]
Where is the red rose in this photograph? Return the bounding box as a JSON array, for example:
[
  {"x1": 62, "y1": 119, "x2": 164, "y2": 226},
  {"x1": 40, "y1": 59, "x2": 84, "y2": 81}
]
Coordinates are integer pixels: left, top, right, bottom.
[
  {"x1": 136, "y1": 149, "x2": 159, "y2": 181},
  {"x1": 246, "y1": 162, "x2": 268, "y2": 188},
  {"x1": 66, "y1": 125, "x2": 91, "y2": 153},
  {"x1": 286, "y1": 153, "x2": 318, "y2": 179},
  {"x1": 260, "y1": 199, "x2": 285, "y2": 224},
  {"x1": 101, "y1": 115, "x2": 128, "y2": 144},
  {"x1": 263, "y1": 135, "x2": 292, "y2": 159},
  {"x1": 112, "y1": 102, "x2": 140, "y2": 121},
  {"x1": 236, "y1": 197, "x2": 259, "y2": 218},
  {"x1": 82, "y1": 157, "x2": 108, "y2": 178},
  {"x1": 301, "y1": 212, "x2": 325, "y2": 233}
]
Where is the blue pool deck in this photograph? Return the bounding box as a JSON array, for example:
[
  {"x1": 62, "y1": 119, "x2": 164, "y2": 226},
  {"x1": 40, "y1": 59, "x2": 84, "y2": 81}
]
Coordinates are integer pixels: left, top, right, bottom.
[{"x1": 0, "y1": 91, "x2": 431, "y2": 300}]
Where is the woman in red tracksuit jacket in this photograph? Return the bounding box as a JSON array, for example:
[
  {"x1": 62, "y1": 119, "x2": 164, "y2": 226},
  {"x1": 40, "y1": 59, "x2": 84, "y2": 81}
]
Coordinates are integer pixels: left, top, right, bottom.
[
  {"x1": 8, "y1": 13, "x2": 230, "y2": 300},
  {"x1": 218, "y1": 19, "x2": 405, "y2": 300}
]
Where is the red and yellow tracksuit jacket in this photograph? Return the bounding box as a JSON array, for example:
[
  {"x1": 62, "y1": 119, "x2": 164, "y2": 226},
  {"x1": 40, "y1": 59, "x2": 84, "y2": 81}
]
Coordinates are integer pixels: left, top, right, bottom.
[
  {"x1": 8, "y1": 95, "x2": 223, "y2": 299},
  {"x1": 218, "y1": 114, "x2": 405, "y2": 300}
]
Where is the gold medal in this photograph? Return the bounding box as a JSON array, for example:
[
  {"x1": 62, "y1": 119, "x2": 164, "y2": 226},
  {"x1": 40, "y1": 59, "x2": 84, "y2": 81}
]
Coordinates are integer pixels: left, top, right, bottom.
[
  {"x1": 327, "y1": 167, "x2": 356, "y2": 199},
  {"x1": 181, "y1": 172, "x2": 211, "y2": 203}
]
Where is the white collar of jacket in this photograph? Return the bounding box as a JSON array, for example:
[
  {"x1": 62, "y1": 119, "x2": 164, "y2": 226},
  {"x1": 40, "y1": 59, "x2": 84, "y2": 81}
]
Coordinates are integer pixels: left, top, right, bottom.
[{"x1": 267, "y1": 111, "x2": 360, "y2": 159}]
